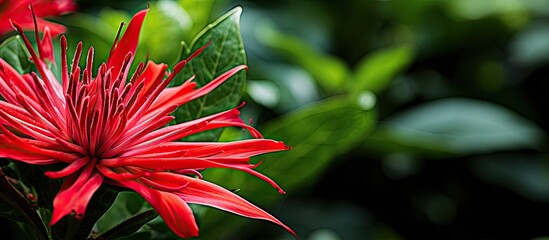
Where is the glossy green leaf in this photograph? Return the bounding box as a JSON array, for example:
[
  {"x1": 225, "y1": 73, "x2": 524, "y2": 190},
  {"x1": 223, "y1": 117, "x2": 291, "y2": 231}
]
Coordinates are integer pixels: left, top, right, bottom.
[
  {"x1": 171, "y1": 7, "x2": 247, "y2": 142},
  {"x1": 257, "y1": 95, "x2": 377, "y2": 191},
  {"x1": 93, "y1": 191, "x2": 151, "y2": 238},
  {"x1": 351, "y1": 44, "x2": 415, "y2": 93},
  {"x1": 199, "y1": 94, "x2": 377, "y2": 238},
  {"x1": 95, "y1": 210, "x2": 157, "y2": 240},
  {"x1": 114, "y1": 214, "x2": 184, "y2": 240},
  {"x1": 366, "y1": 98, "x2": 545, "y2": 157},
  {"x1": 256, "y1": 22, "x2": 349, "y2": 92},
  {"x1": 0, "y1": 36, "x2": 32, "y2": 74}
]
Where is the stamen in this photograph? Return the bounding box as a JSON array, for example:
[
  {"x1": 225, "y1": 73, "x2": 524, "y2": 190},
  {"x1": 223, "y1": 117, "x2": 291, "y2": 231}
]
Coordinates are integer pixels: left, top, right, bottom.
[
  {"x1": 85, "y1": 47, "x2": 94, "y2": 83},
  {"x1": 88, "y1": 110, "x2": 100, "y2": 156},
  {"x1": 61, "y1": 35, "x2": 69, "y2": 93},
  {"x1": 71, "y1": 42, "x2": 83, "y2": 75},
  {"x1": 54, "y1": 138, "x2": 88, "y2": 155}
]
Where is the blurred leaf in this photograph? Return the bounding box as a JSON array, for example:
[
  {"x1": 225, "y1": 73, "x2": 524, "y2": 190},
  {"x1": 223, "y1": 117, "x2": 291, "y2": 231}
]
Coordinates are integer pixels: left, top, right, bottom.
[
  {"x1": 257, "y1": 94, "x2": 376, "y2": 192},
  {"x1": 351, "y1": 44, "x2": 416, "y2": 93},
  {"x1": 199, "y1": 94, "x2": 377, "y2": 238},
  {"x1": 256, "y1": 22, "x2": 350, "y2": 92},
  {"x1": 98, "y1": 8, "x2": 132, "y2": 30},
  {"x1": 472, "y1": 153, "x2": 549, "y2": 201},
  {"x1": 246, "y1": 79, "x2": 281, "y2": 108},
  {"x1": 139, "y1": 1, "x2": 192, "y2": 64},
  {"x1": 445, "y1": 0, "x2": 549, "y2": 22},
  {"x1": 179, "y1": 0, "x2": 216, "y2": 40},
  {"x1": 171, "y1": 7, "x2": 247, "y2": 142},
  {"x1": 217, "y1": 127, "x2": 246, "y2": 142},
  {"x1": 278, "y1": 200, "x2": 374, "y2": 240},
  {"x1": 63, "y1": 11, "x2": 125, "y2": 64},
  {"x1": 509, "y1": 23, "x2": 549, "y2": 68},
  {"x1": 259, "y1": 64, "x2": 321, "y2": 112},
  {"x1": 367, "y1": 98, "x2": 545, "y2": 157},
  {"x1": 0, "y1": 35, "x2": 32, "y2": 74}
]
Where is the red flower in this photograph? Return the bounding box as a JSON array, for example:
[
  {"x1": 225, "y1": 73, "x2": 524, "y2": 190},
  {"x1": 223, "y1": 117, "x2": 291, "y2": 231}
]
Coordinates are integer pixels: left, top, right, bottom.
[
  {"x1": 0, "y1": 0, "x2": 76, "y2": 36},
  {"x1": 0, "y1": 9, "x2": 294, "y2": 238}
]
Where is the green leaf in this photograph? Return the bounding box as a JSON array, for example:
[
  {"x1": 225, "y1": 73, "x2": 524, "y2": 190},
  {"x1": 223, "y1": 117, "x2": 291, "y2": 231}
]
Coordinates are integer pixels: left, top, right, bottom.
[
  {"x1": 113, "y1": 212, "x2": 190, "y2": 240},
  {"x1": 171, "y1": 7, "x2": 247, "y2": 142},
  {"x1": 257, "y1": 95, "x2": 377, "y2": 191},
  {"x1": 256, "y1": 22, "x2": 349, "y2": 92},
  {"x1": 351, "y1": 44, "x2": 415, "y2": 93},
  {"x1": 0, "y1": 35, "x2": 33, "y2": 74},
  {"x1": 366, "y1": 98, "x2": 545, "y2": 157},
  {"x1": 93, "y1": 191, "x2": 150, "y2": 238},
  {"x1": 199, "y1": 94, "x2": 377, "y2": 238},
  {"x1": 95, "y1": 210, "x2": 157, "y2": 240}
]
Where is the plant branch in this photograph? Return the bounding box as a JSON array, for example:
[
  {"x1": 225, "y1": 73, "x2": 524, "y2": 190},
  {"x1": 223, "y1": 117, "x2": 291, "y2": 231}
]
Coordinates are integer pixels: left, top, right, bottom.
[{"x1": 0, "y1": 168, "x2": 49, "y2": 240}]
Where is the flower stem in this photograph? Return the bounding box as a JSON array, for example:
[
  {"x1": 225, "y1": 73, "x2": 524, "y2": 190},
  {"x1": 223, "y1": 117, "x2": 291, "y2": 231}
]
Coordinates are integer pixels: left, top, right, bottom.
[{"x1": 0, "y1": 168, "x2": 50, "y2": 240}]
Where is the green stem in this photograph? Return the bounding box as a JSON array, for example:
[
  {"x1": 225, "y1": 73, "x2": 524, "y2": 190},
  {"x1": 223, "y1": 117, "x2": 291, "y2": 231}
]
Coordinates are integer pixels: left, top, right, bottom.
[{"x1": 0, "y1": 168, "x2": 50, "y2": 240}]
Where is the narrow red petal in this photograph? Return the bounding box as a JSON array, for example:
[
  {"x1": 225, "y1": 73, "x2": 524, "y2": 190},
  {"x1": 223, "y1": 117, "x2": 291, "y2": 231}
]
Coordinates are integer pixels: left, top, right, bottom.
[
  {"x1": 44, "y1": 157, "x2": 90, "y2": 179},
  {"x1": 137, "y1": 139, "x2": 290, "y2": 158},
  {"x1": 151, "y1": 65, "x2": 247, "y2": 112},
  {"x1": 39, "y1": 26, "x2": 55, "y2": 63},
  {"x1": 100, "y1": 157, "x2": 286, "y2": 193},
  {"x1": 120, "y1": 180, "x2": 199, "y2": 238},
  {"x1": 107, "y1": 9, "x2": 148, "y2": 79},
  {"x1": 10, "y1": 19, "x2": 67, "y2": 37},
  {"x1": 179, "y1": 176, "x2": 295, "y2": 236},
  {"x1": 72, "y1": 172, "x2": 104, "y2": 219},
  {"x1": 50, "y1": 159, "x2": 96, "y2": 225}
]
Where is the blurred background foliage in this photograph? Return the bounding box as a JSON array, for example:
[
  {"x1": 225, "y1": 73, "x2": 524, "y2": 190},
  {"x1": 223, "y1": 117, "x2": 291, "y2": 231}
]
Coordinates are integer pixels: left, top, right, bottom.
[{"x1": 4, "y1": 0, "x2": 549, "y2": 239}]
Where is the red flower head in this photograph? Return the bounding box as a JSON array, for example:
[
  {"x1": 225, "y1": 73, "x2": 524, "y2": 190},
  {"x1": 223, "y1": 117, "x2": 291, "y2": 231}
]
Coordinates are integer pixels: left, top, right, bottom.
[
  {"x1": 0, "y1": 0, "x2": 76, "y2": 36},
  {"x1": 0, "y1": 9, "x2": 294, "y2": 238}
]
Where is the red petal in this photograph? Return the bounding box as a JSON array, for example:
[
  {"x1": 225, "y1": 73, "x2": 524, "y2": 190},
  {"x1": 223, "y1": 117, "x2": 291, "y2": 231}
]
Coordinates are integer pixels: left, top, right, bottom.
[
  {"x1": 100, "y1": 157, "x2": 286, "y2": 194},
  {"x1": 107, "y1": 9, "x2": 148, "y2": 80},
  {"x1": 44, "y1": 157, "x2": 89, "y2": 179},
  {"x1": 13, "y1": 19, "x2": 67, "y2": 37},
  {"x1": 39, "y1": 26, "x2": 55, "y2": 63},
  {"x1": 151, "y1": 65, "x2": 247, "y2": 112},
  {"x1": 72, "y1": 172, "x2": 104, "y2": 218},
  {"x1": 136, "y1": 61, "x2": 168, "y2": 99},
  {"x1": 179, "y1": 176, "x2": 295, "y2": 236},
  {"x1": 121, "y1": 180, "x2": 199, "y2": 238},
  {"x1": 50, "y1": 159, "x2": 98, "y2": 225},
  {"x1": 120, "y1": 105, "x2": 261, "y2": 155},
  {"x1": 138, "y1": 139, "x2": 290, "y2": 158}
]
